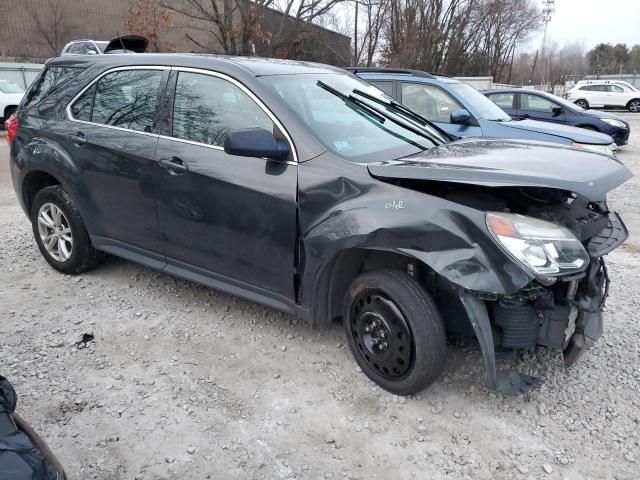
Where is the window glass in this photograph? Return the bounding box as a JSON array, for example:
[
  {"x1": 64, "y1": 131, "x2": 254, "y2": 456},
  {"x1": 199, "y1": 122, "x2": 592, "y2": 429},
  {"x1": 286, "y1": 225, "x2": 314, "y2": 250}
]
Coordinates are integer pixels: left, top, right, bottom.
[
  {"x1": 172, "y1": 72, "x2": 274, "y2": 147},
  {"x1": 488, "y1": 92, "x2": 514, "y2": 109},
  {"x1": 520, "y1": 93, "x2": 556, "y2": 112},
  {"x1": 0, "y1": 81, "x2": 24, "y2": 94},
  {"x1": 369, "y1": 81, "x2": 394, "y2": 96},
  {"x1": 86, "y1": 44, "x2": 100, "y2": 55},
  {"x1": 70, "y1": 84, "x2": 95, "y2": 122},
  {"x1": 609, "y1": 85, "x2": 623, "y2": 93},
  {"x1": 68, "y1": 43, "x2": 85, "y2": 54},
  {"x1": 401, "y1": 83, "x2": 462, "y2": 123},
  {"x1": 23, "y1": 66, "x2": 82, "y2": 109},
  {"x1": 92, "y1": 70, "x2": 162, "y2": 132},
  {"x1": 260, "y1": 73, "x2": 443, "y2": 162}
]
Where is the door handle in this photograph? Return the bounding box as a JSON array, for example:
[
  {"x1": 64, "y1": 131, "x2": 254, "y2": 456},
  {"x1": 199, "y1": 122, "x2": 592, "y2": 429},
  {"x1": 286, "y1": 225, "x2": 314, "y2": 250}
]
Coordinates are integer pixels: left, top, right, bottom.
[
  {"x1": 69, "y1": 132, "x2": 86, "y2": 146},
  {"x1": 159, "y1": 157, "x2": 189, "y2": 175}
]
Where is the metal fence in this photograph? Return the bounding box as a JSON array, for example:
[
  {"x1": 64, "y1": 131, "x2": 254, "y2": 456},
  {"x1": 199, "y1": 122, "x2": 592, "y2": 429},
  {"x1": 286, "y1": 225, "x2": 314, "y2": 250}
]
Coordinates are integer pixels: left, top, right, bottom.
[{"x1": 0, "y1": 63, "x2": 44, "y2": 89}]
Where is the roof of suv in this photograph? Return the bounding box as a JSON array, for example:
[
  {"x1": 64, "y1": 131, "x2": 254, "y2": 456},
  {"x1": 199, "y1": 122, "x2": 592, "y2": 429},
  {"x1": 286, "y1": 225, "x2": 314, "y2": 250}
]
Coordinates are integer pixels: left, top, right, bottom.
[
  {"x1": 47, "y1": 53, "x2": 345, "y2": 77},
  {"x1": 346, "y1": 67, "x2": 462, "y2": 84}
]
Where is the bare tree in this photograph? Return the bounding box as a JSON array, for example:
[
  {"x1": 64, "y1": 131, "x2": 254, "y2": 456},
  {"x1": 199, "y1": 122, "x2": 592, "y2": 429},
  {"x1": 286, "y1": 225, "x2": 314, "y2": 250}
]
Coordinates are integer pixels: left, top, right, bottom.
[
  {"x1": 162, "y1": 0, "x2": 347, "y2": 57},
  {"x1": 126, "y1": 0, "x2": 177, "y2": 52},
  {"x1": 24, "y1": 0, "x2": 78, "y2": 56},
  {"x1": 353, "y1": 0, "x2": 389, "y2": 66}
]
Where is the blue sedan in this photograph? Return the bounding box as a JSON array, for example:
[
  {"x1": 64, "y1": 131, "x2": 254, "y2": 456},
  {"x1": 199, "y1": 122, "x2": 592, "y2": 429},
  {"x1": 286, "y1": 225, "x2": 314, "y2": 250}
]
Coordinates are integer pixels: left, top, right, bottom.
[
  {"x1": 348, "y1": 68, "x2": 618, "y2": 156},
  {"x1": 485, "y1": 88, "x2": 630, "y2": 146}
]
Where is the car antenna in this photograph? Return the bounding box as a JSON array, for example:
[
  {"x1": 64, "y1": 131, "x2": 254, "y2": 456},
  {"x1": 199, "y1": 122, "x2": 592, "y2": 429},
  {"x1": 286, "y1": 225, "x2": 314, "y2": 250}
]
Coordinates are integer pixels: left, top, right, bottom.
[{"x1": 117, "y1": 32, "x2": 126, "y2": 52}]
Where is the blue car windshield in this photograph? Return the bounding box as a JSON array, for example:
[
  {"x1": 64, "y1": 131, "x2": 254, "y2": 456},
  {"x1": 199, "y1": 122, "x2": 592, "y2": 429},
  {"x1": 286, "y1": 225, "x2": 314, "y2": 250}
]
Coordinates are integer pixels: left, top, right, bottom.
[
  {"x1": 260, "y1": 73, "x2": 446, "y2": 162},
  {"x1": 449, "y1": 83, "x2": 511, "y2": 121}
]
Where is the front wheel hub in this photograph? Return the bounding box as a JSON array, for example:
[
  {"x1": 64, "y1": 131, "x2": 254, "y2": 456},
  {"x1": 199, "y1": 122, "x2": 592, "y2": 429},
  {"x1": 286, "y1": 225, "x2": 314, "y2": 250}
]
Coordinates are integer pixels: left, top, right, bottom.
[{"x1": 349, "y1": 290, "x2": 414, "y2": 379}]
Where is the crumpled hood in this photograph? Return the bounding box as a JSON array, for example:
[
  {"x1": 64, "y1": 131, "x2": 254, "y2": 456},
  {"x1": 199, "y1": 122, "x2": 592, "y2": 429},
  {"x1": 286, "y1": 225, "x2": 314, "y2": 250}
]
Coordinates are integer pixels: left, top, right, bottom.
[
  {"x1": 368, "y1": 138, "x2": 632, "y2": 201},
  {"x1": 500, "y1": 118, "x2": 614, "y2": 144}
]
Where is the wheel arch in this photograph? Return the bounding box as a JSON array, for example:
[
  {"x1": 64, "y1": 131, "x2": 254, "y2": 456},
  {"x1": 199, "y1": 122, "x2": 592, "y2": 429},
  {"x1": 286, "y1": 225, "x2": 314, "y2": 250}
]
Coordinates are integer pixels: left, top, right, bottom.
[
  {"x1": 309, "y1": 247, "x2": 438, "y2": 329},
  {"x1": 626, "y1": 98, "x2": 640, "y2": 110},
  {"x1": 22, "y1": 170, "x2": 63, "y2": 215}
]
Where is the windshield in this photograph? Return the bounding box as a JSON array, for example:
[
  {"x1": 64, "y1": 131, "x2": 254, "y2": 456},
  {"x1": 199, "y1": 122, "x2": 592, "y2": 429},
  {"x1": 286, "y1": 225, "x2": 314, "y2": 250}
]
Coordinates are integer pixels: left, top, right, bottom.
[
  {"x1": 259, "y1": 73, "x2": 446, "y2": 162},
  {"x1": 0, "y1": 81, "x2": 25, "y2": 94},
  {"x1": 449, "y1": 82, "x2": 511, "y2": 121},
  {"x1": 552, "y1": 94, "x2": 586, "y2": 110},
  {"x1": 96, "y1": 41, "x2": 109, "y2": 53}
]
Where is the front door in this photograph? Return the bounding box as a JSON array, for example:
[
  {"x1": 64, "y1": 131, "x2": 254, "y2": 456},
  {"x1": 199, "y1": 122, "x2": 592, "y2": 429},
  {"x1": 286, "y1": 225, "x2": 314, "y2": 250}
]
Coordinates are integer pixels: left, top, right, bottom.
[
  {"x1": 399, "y1": 82, "x2": 482, "y2": 137},
  {"x1": 64, "y1": 67, "x2": 167, "y2": 255},
  {"x1": 518, "y1": 92, "x2": 567, "y2": 124},
  {"x1": 153, "y1": 69, "x2": 298, "y2": 303}
]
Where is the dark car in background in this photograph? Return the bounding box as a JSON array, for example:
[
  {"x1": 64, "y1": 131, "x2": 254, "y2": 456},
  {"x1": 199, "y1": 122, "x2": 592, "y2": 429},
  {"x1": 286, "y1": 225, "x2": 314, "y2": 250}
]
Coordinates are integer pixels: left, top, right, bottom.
[
  {"x1": 0, "y1": 376, "x2": 66, "y2": 479},
  {"x1": 484, "y1": 88, "x2": 631, "y2": 146},
  {"x1": 348, "y1": 68, "x2": 618, "y2": 156},
  {"x1": 7, "y1": 54, "x2": 631, "y2": 395}
]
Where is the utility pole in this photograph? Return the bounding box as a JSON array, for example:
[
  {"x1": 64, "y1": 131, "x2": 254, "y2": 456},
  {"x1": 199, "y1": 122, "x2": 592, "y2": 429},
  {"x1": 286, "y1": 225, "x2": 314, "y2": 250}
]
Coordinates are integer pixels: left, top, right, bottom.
[
  {"x1": 540, "y1": 0, "x2": 555, "y2": 87},
  {"x1": 353, "y1": 1, "x2": 359, "y2": 65}
]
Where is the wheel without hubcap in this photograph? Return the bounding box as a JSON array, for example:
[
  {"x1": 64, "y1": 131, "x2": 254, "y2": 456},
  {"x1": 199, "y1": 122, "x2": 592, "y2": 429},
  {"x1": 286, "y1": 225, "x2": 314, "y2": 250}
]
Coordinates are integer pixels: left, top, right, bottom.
[
  {"x1": 575, "y1": 99, "x2": 589, "y2": 110},
  {"x1": 348, "y1": 289, "x2": 414, "y2": 379},
  {"x1": 37, "y1": 203, "x2": 73, "y2": 262}
]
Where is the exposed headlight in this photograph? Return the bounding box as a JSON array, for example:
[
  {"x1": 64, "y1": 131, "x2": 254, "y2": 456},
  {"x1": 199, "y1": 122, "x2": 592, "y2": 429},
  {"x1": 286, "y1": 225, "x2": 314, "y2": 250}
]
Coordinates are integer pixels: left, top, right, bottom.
[
  {"x1": 572, "y1": 142, "x2": 615, "y2": 156},
  {"x1": 601, "y1": 118, "x2": 627, "y2": 129},
  {"x1": 486, "y1": 212, "x2": 590, "y2": 279}
]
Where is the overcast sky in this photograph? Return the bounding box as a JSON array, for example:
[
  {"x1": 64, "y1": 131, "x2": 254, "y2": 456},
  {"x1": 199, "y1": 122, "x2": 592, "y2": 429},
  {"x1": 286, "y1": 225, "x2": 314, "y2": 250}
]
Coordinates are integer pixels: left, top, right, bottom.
[{"x1": 531, "y1": 0, "x2": 640, "y2": 49}]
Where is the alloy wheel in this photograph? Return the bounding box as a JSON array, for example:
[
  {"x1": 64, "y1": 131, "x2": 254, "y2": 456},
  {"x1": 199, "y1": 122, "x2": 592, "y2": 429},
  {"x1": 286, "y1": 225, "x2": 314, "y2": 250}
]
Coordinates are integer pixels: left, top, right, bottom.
[
  {"x1": 630, "y1": 100, "x2": 640, "y2": 113},
  {"x1": 37, "y1": 203, "x2": 73, "y2": 262},
  {"x1": 348, "y1": 289, "x2": 415, "y2": 380}
]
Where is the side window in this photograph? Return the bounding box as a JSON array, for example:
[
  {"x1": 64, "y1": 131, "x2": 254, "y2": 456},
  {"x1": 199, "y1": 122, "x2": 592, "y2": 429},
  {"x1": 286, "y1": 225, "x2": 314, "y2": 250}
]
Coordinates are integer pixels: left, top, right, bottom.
[
  {"x1": 172, "y1": 72, "x2": 274, "y2": 147},
  {"x1": 487, "y1": 93, "x2": 514, "y2": 109},
  {"x1": 86, "y1": 43, "x2": 100, "y2": 55},
  {"x1": 68, "y1": 43, "x2": 85, "y2": 54},
  {"x1": 70, "y1": 84, "x2": 95, "y2": 121},
  {"x1": 609, "y1": 85, "x2": 623, "y2": 93},
  {"x1": 369, "y1": 81, "x2": 394, "y2": 97},
  {"x1": 400, "y1": 83, "x2": 462, "y2": 123},
  {"x1": 520, "y1": 94, "x2": 556, "y2": 112},
  {"x1": 91, "y1": 70, "x2": 162, "y2": 132},
  {"x1": 23, "y1": 66, "x2": 82, "y2": 109}
]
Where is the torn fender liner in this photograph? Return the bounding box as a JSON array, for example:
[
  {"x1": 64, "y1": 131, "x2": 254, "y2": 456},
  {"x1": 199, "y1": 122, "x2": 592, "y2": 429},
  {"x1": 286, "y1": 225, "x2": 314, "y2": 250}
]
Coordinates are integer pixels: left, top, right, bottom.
[
  {"x1": 458, "y1": 291, "x2": 541, "y2": 395},
  {"x1": 368, "y1": 138, "x2": 632, "y2": 201}
]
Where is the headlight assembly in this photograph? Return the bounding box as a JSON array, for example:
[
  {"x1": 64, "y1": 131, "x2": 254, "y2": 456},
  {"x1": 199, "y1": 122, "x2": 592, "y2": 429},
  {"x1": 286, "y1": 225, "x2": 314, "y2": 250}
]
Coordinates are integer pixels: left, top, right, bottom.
[
  {"x1": 486, "y1": 212, "x2": 590, "y2": 280},
  {"x1": 572, "y1": 142, "x2": 615, "y2": 156},
  {"x1": 600, "y1": 118, "x2": 627, "y2": 129}
]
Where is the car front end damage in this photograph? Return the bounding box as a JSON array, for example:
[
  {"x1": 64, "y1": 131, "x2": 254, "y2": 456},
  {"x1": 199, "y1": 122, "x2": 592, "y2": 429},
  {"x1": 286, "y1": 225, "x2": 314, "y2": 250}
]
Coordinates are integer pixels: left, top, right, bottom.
[{"x1": 360, "y1": 139, "x2": 632, "y2": 394}]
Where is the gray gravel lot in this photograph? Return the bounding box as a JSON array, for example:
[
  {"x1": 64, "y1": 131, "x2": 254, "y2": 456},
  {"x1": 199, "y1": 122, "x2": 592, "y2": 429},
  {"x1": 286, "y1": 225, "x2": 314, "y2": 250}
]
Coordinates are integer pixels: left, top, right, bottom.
[{"x1": 1, "y1": 115, "x2": 639, "y2": 480}]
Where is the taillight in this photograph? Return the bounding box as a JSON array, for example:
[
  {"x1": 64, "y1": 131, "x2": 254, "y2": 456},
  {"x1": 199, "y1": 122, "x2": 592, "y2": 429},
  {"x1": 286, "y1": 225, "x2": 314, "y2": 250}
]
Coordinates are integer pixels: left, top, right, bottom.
[{"x1": 5, "y1": 114, "x2": 18, "y2": 146}]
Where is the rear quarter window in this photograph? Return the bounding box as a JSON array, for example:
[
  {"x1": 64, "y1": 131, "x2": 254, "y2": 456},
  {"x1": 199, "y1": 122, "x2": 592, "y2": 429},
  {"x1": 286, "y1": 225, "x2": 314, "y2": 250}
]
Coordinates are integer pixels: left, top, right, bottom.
[{"x1": 22, "y1": 66, "x2": 83, "y2": 109}]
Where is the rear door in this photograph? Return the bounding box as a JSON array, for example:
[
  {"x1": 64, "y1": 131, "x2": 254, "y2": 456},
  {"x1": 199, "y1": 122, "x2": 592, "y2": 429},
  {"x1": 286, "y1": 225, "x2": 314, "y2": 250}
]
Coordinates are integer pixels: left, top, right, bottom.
[
  {"x1": 518, "y1": 92, "x2": 567, "y2": 124},
  {"x1": 486, "y1": 92, "x2": 516, "y2": 117},
  {"x1": 606, "y1": 84, "x2": 627, "y2": 107},
  {"x1": 64, "y1": 67, "x2": 168, "y2": 258},
  {"x1": 399, "y1": 82, "x2": 482, "y2": 137},
  {"x1": 153, "y1": 68, "x2": 298, "y2": 303}
]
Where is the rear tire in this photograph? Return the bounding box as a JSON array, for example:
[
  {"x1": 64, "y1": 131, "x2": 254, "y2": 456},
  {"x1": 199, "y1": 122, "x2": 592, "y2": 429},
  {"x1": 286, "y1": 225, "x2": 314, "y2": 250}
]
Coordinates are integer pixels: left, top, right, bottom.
[
  {"x1": 575, "y1": 99, "x2": 589, "y2": 110},
  {"x1": 628, "y1": 99, "x2": 640, "y2": 113},
  {"x1": 343, "y1": 269, "x2": 446, "y2": 395},
  {"x1": 30, "y1": 185, "x2": 103, "y2": 274}
]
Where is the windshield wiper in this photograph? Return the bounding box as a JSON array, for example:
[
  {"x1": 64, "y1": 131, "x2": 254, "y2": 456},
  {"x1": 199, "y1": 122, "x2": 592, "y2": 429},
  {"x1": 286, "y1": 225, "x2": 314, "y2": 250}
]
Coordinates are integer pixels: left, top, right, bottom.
[
  {"x1": 351, "y1": 88, "x2": 447, "y2": 144},
  {"x1": 316, "y1": 81, "x2": 386, "y2": 123},
  {"x1": 317, "y1": 81, "x2": 441, "y2": 147}
]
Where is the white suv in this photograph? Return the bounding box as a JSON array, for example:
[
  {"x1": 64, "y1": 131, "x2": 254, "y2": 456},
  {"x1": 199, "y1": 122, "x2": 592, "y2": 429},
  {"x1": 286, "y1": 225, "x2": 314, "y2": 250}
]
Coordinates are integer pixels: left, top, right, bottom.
[
  {"x1": 0, "y1": 80, "x2": 24, "y2": 122},
  {"x1": 566, "y1": 80, "x2": 640, "y2": 112}
]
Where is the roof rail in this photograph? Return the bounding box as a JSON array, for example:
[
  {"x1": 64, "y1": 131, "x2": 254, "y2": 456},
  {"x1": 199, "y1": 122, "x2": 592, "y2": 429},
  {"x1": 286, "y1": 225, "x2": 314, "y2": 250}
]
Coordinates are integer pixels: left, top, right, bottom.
[
  {"x1": 345, "y1": 67, "x2": 436, "y2": 79},
  {"x1": 428, "y1": 72, "x2": 453, "y2": 78}
]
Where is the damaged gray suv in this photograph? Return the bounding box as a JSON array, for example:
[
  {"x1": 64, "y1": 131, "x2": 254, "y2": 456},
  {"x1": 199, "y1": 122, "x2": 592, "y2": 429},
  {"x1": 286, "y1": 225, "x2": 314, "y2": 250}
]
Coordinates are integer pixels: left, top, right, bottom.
[{"x1": 8, "y1": 54, "x2": 632, "y2": 395}]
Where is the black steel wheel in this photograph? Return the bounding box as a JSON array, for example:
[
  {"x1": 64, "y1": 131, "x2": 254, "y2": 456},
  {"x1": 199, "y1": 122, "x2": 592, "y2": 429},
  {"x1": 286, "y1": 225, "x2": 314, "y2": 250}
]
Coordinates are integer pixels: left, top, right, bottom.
[{"x1": 344, "y1": 269, "x2": 446, "y2": 395}]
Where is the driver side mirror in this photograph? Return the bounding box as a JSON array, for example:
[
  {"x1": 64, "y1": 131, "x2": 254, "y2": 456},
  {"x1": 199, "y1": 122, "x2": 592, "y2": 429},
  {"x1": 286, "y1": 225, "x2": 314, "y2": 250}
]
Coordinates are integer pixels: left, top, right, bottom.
[
  {"x1": 551, "y1": 106, "x2": 563, "y2": 116},
  {"x1": 224, "y1": 128, "x2": 290, "y2": 160},
  {"x1": 450, "y1": 109, "x2": 472, "y2": 125}
]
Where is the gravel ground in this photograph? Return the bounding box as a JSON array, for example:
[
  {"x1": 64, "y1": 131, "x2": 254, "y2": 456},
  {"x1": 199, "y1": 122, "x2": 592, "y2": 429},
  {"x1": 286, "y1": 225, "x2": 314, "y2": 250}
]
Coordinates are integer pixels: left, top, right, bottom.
[{"x1": 1, "y1": 115, "x2": 639, "y2": 480}]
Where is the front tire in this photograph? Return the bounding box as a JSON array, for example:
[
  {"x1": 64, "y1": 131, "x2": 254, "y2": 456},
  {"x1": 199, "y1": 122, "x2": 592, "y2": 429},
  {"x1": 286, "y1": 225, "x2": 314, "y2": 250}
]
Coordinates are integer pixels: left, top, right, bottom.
[
  {"x1": 31, "y1": 185, "x2": 102, "y2": 274},
  {"x1": 343, "y1": 269, "x2": 446, "y2": 395},
  {"x1": 628, "y1": 99, "x2": 640, "y2": 113}
]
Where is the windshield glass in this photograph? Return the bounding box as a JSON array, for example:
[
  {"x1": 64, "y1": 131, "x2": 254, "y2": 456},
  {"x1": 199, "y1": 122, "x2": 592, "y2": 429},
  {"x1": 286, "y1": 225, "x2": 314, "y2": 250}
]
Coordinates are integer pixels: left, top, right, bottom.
[
  {"x1": 449, "y1": 82, "x2": 511, "y2": 121},
  {"x1": 259, "y1": 73, "x2": 446, "y2": 162},
  {"x1": 552, "y1": 94, "x2": 586, "y2": 110},
  {"x1": 96, "y1": 41, "x2": 109, "y2": 53},
  {"x1": 0, "y1": 81, "x2": 25, "y2": 94}
]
